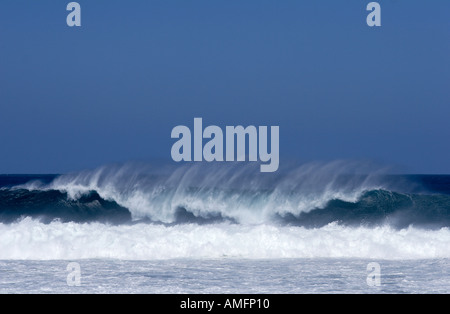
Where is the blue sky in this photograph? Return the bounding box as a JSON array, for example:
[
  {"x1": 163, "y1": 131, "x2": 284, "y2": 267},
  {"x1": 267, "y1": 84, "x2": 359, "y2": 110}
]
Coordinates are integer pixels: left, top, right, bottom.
[{"x1": 0, "y1": 0, "x2": 449, "y2": 173}]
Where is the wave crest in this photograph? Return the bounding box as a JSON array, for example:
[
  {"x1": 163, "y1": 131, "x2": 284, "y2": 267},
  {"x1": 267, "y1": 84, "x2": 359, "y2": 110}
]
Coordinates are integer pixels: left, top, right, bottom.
[
  {"x1": 39, "y1": 161, "x2": 388, "y2": 224},
  {"x1": 6, "y1": 162, "x2": 448, "y2": 228}
]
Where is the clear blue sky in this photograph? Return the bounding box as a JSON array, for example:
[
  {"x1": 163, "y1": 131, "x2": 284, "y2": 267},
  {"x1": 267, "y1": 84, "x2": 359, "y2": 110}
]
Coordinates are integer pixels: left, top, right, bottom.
[{"x1": 0, "y1": 0, "x2": 449, "y2": 173}]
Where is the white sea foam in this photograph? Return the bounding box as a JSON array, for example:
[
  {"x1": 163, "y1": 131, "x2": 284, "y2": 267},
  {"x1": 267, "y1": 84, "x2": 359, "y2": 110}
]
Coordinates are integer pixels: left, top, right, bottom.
[{"x1": 0, "y1": 218, "x2": 449, "y2": 260}]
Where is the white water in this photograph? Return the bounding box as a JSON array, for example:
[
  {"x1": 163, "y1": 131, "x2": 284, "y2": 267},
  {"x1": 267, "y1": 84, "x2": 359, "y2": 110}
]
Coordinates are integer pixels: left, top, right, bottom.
[{"x1": 0, "y1": 218, "x2": 449, "y2": 260}]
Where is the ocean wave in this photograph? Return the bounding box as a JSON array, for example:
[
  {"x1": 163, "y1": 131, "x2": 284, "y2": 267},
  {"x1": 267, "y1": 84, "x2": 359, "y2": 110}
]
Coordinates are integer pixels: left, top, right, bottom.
[
  {"x1": 0, "y1": 189, "x2": 130, "y2": 224},
  {"x1": 1, "y1": 187, "x2": 449, "y2": 229},
  {"x1": 0, "y1": 218, "x2": 448, "y2": 260},
  {"x1": 3, "y1": 162, "x2": 449, "y2": 229},
  {"x1": 16, "y1": 161, "x2": 387, "y2": 223}
]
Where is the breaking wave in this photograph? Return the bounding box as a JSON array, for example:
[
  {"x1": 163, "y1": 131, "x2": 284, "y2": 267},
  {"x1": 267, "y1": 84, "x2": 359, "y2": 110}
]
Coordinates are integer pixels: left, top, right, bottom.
[{"x1": 1, "y1": 161, "x2": 449, "y2": 260}]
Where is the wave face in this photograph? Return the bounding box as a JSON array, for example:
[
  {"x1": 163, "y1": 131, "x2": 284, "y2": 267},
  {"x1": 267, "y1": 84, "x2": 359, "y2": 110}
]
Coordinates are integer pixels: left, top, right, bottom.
[
  {"x1": 0, "y1": 189, "x2": 130, "y2": 224},
  {"x1": 4, "y1": 162, "x2": 450, "y2": 228},
  {"x1": 1, "y1": 162, "x2": 450, "y2": 260}
]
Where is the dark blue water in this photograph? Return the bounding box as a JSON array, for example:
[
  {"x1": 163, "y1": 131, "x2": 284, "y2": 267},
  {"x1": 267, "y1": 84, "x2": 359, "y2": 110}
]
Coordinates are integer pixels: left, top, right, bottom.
[{"x1": 0, "y1": 174, "x2": 449, "y2": 229}]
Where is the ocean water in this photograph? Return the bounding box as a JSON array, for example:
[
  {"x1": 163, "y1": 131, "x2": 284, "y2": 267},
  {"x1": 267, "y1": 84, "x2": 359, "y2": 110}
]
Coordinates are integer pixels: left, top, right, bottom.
[
  {"x1": 1, "y1": 258, "x2": 449, "y2": 294},
  {"x1": 0, "y1": 162, "x2": 449, "y2": 293}
]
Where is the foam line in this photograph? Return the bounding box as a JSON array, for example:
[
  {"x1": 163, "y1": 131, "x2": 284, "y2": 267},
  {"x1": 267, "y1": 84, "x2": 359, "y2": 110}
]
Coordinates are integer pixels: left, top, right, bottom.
[{"x1": 0, "y1": 219, "x2": 449, "y2": 260}]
